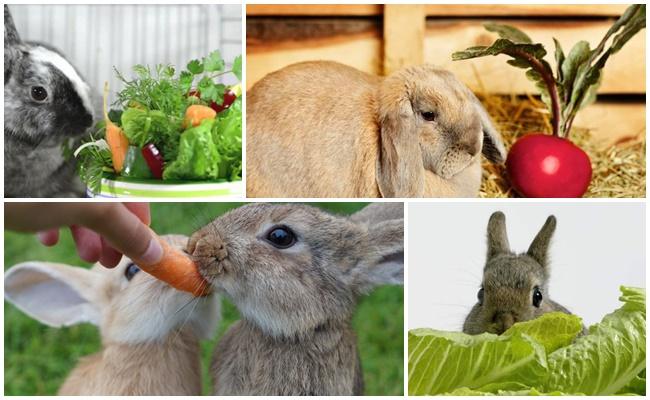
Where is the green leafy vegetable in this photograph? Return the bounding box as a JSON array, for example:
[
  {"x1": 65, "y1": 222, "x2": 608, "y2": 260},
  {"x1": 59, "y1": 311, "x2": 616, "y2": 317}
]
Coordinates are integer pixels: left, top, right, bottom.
[
  {"x1": 409, "y1": 286, "x2": 646, "y2": 396},
  {"x1": 162, "y1": 119, "x2": 221, "y2": 180},
  {"x1": 213, "y1": 97, "x2": 243, "y2": 180},
  {"x1": 120, "y1": 108, "x2": 181, "y2": 162},
  {"x1": 452, "y1": 5, "x2": 646, "y2": 138}
]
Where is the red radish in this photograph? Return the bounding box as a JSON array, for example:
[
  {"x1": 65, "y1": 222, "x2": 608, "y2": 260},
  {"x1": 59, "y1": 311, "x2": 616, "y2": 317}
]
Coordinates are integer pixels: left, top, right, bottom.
[
  {"x1": 506, "y1": 134, "x2": 592, "y2": 198},
  {"x1": 141, "y1": 143, "x2": 164, "y2": 179},
  {"x1": 210, "y1": 90, "x2": 237, "y2": 113}
]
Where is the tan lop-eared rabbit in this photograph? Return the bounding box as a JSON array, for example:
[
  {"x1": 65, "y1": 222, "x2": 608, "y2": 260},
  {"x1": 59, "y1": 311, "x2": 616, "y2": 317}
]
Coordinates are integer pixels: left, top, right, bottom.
[
  {"x1": 188, "y1": 203, "x2": 404, "y2": 395},
  {"x1": 4, "y1": 235, "x2": 220, "y2": 395},
  {"x1": 247, "y1": 61, "x2": 506, "y2": 198}
]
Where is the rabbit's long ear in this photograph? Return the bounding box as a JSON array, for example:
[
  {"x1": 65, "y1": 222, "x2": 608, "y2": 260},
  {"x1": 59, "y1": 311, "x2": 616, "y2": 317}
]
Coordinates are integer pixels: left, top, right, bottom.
[
  {"x1": 350, "y1": 203, "x2": 404, "y2": 225},
  {"x1": 351, "y1": 219, "x2": 404, "y2": 294},
  {"x1": 465, "y1": 88, "x2": 506, "y2": 163},
  {"x1": 4, "y1": 262, "x2": 100, "y2": 328},
  {"x1": 376, "y1": 77, "x2": 425, "y2": 197},
  {"x1": 4, "y1": 5, "x2": 21, "y2": 46},
  {"x1": 527, "y1": 215, "x2": 556, "y2": 266},
  {"x1": 487, "y1": 211, "x2": 510, "y2": 258},
  {"x1": 4, "y1": 5, "x2": 23, "y2": 81}
]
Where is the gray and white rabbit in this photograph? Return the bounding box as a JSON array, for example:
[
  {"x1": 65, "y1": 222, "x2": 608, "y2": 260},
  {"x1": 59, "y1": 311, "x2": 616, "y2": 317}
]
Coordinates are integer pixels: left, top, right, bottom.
[
  {"x1": 463, "y1": 211, "x2": 581, "y2": 335},
  {"x1": 188, "y1": 203, "x2": 404, "y2": 395},
  {"x1": 4, "y1": 5, "x2": 95, "y2": 197}
]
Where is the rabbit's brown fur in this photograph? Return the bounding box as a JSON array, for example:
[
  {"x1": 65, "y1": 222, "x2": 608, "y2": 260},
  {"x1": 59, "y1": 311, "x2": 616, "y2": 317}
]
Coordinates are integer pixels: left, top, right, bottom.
[
  {"x1": 188, "y1": 203, "x2": 403, "y2": 395},
  {"x1": 246, "y1": 61, "x2": 505, "y2": 198},
  {"x1": 463, "y1": 212, "x2": 579, "y2": 335}
]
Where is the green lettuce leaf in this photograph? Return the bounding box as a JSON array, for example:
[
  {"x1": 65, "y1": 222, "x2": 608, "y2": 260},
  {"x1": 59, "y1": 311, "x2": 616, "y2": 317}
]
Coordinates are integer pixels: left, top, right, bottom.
[
  {"x1": 120, "y1": 107, "x2": 181, "y2": 162},
  {"x1": 503, "y1": 312, "x2": 583, "y2": 353},
  {"x1": 162, "y1": 119, "x2": 220, "y2": 180},
  {"x1": 409, "y1": 287, "x2": 645, "y2": 396},
  {"x1": 544, "y1": 287, "x2": 646, "y2": 395},
  {"x1": 213, "y1": 97, "x2": 242, "y2": 180},
  {"x1": 408, "y1": 328, "x2": 548, "y2": 395}
]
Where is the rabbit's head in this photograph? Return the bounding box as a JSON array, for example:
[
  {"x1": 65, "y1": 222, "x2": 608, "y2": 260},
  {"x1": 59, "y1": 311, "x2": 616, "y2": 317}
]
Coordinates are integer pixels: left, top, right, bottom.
[
  {"x1": 464, "y1": 212, "x2": 557, "y2": 335},
  {"x1": 376, "y1": 65, "x2": 506, "y2": 197},
  {"x1": 4, "y1": 235, "x2": 220, "y2": 344},
  {"x1": 188, "y1": 203, "x2": 404, "y2": 339},
  {"x1": 4, "y1": 5, "x2": 94, "y2": 146}
]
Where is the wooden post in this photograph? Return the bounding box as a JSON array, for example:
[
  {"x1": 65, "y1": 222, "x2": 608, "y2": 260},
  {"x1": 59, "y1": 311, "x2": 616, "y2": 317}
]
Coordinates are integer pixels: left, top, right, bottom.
[{"x1": 383, "y1": 4, "x2": 425, "y2": 75}]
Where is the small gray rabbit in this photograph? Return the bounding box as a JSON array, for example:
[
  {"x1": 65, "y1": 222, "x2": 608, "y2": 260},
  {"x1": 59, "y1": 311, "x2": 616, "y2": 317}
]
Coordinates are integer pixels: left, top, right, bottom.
[
  {"x1": 4, "y1": 5, "x2": 95, "y2": 197},
  {"x1": 188, "y1": 203, "x2": 404, "y2": 395},
  {"x1": 463, "y1": 211, "x2": 580, "y2": 335}
]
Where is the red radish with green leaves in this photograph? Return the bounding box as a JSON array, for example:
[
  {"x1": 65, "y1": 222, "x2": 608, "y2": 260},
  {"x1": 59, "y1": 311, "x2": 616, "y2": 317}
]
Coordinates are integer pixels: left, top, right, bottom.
[{"x1": 453, "y1": 5, "x2": 645, "y2": 197}]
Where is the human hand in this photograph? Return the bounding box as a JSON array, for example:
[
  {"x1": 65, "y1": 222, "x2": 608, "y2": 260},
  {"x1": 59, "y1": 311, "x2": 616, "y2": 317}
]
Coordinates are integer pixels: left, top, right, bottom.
[{"x1": 5, "y1": 202, "x2": 163, "y2": 268}]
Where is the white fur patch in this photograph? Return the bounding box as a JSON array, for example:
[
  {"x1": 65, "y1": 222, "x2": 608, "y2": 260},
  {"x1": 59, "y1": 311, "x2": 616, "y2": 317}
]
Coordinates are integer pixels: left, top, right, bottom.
[{"x1": 29, "y1": 45, "x2": 93, "y2": 115}]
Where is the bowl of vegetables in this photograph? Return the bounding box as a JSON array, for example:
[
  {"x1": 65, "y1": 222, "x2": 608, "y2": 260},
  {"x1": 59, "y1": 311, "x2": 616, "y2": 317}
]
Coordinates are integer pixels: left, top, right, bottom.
[{"x1": 76, "y1": 51, "x2": 243, "y2": 198}]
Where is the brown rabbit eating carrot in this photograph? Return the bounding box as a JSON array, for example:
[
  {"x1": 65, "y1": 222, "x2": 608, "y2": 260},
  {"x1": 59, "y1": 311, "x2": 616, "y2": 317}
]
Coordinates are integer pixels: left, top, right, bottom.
[
  {"x1": 188, "y1": 203, "x2": 404, "y2": 395},
  {"x1": 246, "y1": 61, "x2": 506, "y2": 198}
]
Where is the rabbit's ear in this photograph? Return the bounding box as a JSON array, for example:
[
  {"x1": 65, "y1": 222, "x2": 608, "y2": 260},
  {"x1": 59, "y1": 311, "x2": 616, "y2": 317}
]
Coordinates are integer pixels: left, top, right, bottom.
[
  {"x1": 352, "y1": 219, "x2": 404, "y2": 293},
  {"x1": 4, "y1": 5, "x2": 23, "y2": 81},
  {"x1": 527, "y1": 215, "x2": 556, "y2": 266},
  {"x1": 376, "y1": 77, "x2": 425, "y2": 197},
  {"x1": 465, "y1": 88, "x2": 506, "y2": 164},
  {"x1": 4, "y1": 5, "x2": 21, "y2": 46},
  {"x1": 4, "y1": 262, "x2": 100, "y2": 328},
  {"x1": 350, "y1": 203, "x2": 404, "y2": 225},
  {"x1": 487, "y1": 211, "x2": 510, "y2": 258}
]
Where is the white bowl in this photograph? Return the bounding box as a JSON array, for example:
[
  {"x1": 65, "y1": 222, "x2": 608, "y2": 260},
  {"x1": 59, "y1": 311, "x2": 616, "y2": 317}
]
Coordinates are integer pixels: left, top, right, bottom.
[{"x1": 87, "y1": 177, "x2": 243, "y2": 198}]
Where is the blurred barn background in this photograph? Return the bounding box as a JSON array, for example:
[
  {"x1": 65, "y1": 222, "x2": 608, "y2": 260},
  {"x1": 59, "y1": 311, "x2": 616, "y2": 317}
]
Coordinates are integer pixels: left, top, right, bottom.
[
  {"x1": 246, "y1": 4, "x2": 645, "y2": 144},
  {"x1": 8, "y1": 4, "x2": 242, "y2": 103}
]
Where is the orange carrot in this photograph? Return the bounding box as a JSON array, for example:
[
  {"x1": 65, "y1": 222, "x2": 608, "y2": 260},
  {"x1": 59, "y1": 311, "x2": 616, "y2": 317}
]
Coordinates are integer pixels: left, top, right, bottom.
[
  {"x1": 183, "y1": 104, "x2": 216, "y2": 128},
  {"x1": 103, "y1": 82, "x2": 129, "y2": 172},
  {"x1": 139, "y1": 231, "x2": 211, "y2": 297}
]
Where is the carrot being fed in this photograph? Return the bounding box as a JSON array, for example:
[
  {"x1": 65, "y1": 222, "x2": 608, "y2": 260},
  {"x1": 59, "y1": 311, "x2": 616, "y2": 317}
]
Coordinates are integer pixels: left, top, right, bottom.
[
  {"x1": 103, "y1": 82, "x2": 129, "y2": 173},
  {"x1": 138, "y1": 230, "x2": 211, "y2": 297}
]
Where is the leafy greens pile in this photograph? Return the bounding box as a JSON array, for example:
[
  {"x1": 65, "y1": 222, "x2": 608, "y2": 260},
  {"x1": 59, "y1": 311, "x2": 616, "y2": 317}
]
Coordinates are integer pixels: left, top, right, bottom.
[
  {"x1": 77, "y1": 51, "x2": 242, "y2": 193},
  {"x1": 409, "y1": 286, "x2": 646, "y2": 395}
]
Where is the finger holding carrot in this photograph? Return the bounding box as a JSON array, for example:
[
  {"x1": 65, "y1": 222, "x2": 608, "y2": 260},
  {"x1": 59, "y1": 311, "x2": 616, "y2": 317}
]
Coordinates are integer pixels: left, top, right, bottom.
[{"x1": 5, "y1": 202, "x2": 161, "y2": 267}]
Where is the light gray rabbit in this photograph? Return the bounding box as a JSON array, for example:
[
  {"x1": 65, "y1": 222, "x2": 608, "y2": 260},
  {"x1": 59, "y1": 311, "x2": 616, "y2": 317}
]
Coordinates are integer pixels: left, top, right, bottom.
[
  {"x1": 187, "y1": 203, "x2": 404, "y2": 395},
  {"x1": 463, "y1": 211, "x2": 581, "y2": 335},
  {"x1": 4, "y1": 5, "x2": 95, "y2": 197}
]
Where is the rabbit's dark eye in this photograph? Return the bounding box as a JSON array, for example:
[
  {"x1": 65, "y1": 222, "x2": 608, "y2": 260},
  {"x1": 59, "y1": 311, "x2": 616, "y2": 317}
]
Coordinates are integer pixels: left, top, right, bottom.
[
  {"x1": 421, "y1": 111, "x2": 436, "y2": 122},
  {"x1": 266, "y1": 226, "x2": 296, "y2": 249},
  {"x1": 532, "y1": 286, "x2": 543, "y2": 307},
  {"x1": 124, "y1": 263, "x2": 141, "y2": 281},
  {"x1": 477, "y1": 287, "x2": 484, "y2": 305},
  {"x1": 30, "y1": 86, "x2": 48, "y2": 102}
]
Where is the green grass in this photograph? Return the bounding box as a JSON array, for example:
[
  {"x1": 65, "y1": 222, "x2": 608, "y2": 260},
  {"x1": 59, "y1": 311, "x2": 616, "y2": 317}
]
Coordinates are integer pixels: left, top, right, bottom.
[{"x1": 4, "y1": 203, "x2": 403, "y2": 395}]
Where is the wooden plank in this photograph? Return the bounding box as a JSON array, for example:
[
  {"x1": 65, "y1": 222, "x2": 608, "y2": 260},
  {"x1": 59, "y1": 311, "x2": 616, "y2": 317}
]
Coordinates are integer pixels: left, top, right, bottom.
[
  {"x1": 247, "y1": 4, "x2": 383, "y2": 16},
  {"x1": 425, "y1": 4, "x2": 628, "y2": 17},
  {"x1": 574, "y1": 101, "x2": 646, "y2": 144},
  {"x1": 424, "y1": 19, "x2": 645, "y2": 94},
  {"x1": 384, "y1": 5, "x2": 425, "y2": 74},
  {"x1": 246, "y1": 33, "x2": 382, "y2": 90},
  {"x1": 246, "y1": 4, "x2": 627, "y2": 17}
]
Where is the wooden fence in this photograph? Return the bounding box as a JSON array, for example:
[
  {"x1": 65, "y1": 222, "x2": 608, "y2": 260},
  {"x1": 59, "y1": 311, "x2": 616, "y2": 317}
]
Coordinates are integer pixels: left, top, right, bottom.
[{"x1": 246, "y1": 4, "x2": 645, "y2": 143}]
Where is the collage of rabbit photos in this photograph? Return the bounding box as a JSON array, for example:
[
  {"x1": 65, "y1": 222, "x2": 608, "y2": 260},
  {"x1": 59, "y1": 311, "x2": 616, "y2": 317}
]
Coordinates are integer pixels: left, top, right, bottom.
[{"x1": 1, "y1": 1, "x2": 647, "y2": 398}]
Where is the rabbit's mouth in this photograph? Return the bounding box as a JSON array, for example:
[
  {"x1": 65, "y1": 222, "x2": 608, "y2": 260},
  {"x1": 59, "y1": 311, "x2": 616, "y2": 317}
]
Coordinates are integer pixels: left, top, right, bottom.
[
  {"x1": 186, "y1": 232, "x2": 231, "y2": 283},
  {"x1": 435, "y1": 150, "x2": 477, "y2": 179}
]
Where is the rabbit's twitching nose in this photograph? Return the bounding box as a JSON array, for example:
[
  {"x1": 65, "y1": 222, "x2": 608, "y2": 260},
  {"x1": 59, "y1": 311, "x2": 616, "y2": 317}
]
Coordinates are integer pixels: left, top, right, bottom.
[
  {"x1": 492, "y1": 311, "x2": 515, "y2": 334},
  {"x1": 459, "y1": 135, "x2": 481, "y2": 157}
]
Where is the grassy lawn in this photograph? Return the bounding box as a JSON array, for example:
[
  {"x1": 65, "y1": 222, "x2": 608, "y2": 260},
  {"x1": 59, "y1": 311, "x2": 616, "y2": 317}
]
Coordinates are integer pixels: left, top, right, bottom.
[{"x1": 4, "y1": 203, "x2": 404, "y2": 395}]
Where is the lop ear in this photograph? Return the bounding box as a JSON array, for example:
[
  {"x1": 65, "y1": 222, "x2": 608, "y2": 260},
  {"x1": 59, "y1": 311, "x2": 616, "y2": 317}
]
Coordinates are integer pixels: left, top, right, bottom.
[
  {"x1": 4, "y1": 5, "x2": 23, "y2": 81},
  {"x1": 350, "y1": 219, "x2": 404, "y2": 294},
  {"x1": 4, "y1": 262, "x2": 100, "y2": 328},
  {"x1": 487, "y1": 211, "x2": 510, "y2": 258},
  {"x1": 464, "y1": 87, "x2": 506, "y2": 163},
  {"x1": 376, "y1": 76, "x2": 425, "y2": 198},
  {"x1": 527, "y1": 215, "x2": 556, "y2": 267}
]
